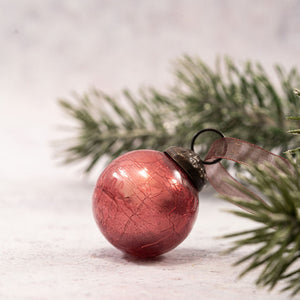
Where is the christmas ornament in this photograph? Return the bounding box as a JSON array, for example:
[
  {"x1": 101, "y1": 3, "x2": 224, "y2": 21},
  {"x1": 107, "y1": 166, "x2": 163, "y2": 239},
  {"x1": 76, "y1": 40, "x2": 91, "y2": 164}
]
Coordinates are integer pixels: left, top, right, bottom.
[{"x1": 93, "y1": 129, "x2": 289, "y2": 258}]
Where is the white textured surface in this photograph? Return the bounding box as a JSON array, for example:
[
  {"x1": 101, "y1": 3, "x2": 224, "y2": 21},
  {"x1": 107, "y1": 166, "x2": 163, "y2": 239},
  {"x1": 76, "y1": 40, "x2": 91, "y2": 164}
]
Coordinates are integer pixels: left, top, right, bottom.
[
  {"x1": 0, "y1": 181, "x2": 288, "y2": 300},
  {"x1": 0, "y1": 173, "x2": 290, "y2": 300},
  {"x1": 1, "y1": 1, "x2": 300, "y2": 299}
]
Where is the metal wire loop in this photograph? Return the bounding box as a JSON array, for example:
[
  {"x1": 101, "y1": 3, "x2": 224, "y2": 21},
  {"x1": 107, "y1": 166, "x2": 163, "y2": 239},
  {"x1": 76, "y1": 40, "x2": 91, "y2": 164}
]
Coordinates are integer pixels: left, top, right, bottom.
[{"x1": 190, "y1": 128, "x2": 224, "y2": 165}]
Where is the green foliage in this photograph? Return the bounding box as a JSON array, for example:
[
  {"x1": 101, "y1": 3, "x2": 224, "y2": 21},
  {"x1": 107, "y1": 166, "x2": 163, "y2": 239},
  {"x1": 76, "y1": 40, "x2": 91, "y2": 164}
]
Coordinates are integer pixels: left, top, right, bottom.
[
  {"x1": 57, "y1": 89, "x2": 177, "y2": 172},
  {"x1": 172, "y1": 56, "x2": 299, "y2": 150},
  {"x1": 57, "y1": 56, "x2": 300, "y2": 172},
  {"x1": 221, "y1": 87, "x2": 299, "y2": 296},
  {"x1": 285, "y1": 89, "x2": 300, "y2": 154},
  {"x1": 222, "y1": 154, "x2": 300, "y2": 296}
]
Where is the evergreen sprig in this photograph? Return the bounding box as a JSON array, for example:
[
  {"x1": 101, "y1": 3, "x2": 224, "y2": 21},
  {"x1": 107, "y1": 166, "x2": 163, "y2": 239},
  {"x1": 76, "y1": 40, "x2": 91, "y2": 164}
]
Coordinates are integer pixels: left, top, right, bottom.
[
  {"x1": 57, "y1": 89, "x2": 177, "y2": 172},
  {"x1": 57, "y1": 56, "x2": 300, "y2": 172},
  {"x1": 222, "y1": 154, "x2": 300, "y2": 296},
  {"x1": 285, "y1": 89, "x2": 300, "y2": 154}
]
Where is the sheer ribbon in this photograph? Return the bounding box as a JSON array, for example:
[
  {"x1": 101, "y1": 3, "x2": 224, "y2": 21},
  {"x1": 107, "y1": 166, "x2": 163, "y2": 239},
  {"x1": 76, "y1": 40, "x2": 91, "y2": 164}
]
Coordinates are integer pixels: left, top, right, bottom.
[{"x1": 204, "y1": 137, "x2": 290, "y2": 203}]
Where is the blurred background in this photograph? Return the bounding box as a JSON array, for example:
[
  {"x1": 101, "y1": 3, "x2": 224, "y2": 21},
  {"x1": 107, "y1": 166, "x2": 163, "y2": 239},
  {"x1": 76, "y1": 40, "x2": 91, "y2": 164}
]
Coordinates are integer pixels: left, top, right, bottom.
[
  {"x1": 1, "y1": 1, "x2": 300, "y2": 299},
  {"x1": 1, "y1": 0, "x2": 300, "y2": 183}
]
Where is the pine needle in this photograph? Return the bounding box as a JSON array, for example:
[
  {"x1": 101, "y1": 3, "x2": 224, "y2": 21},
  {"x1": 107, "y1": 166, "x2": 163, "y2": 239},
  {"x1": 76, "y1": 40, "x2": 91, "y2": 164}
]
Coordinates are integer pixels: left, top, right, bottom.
[
  {"x1": 222, "y1": 154, "x2": 300, "y2": 296},
  {"x1": 56, "y1": 56, "x2": 300, "y2": 171}
]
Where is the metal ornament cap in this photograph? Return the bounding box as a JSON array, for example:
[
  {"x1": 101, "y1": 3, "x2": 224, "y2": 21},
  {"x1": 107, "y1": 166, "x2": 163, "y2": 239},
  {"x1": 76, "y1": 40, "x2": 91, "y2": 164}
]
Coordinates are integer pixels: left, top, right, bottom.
[{"x1": 164, "y1": 146, "x2": 207, "y2": 191}]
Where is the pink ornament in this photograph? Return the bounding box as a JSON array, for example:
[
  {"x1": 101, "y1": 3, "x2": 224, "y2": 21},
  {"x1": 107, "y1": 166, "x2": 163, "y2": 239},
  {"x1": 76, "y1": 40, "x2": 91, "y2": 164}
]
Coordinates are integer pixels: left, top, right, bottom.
[
  {"x1": 92, "y1": 128, "x2": 288, "y2": 258},
  {"x1": 93, "y1": 148, "x2": 206, "y2": 258}
]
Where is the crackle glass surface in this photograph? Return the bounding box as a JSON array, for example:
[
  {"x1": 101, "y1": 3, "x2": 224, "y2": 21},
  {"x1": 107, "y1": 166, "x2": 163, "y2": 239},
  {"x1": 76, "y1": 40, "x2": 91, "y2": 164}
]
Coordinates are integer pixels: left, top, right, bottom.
[{"x1": 93, "y1": 150, "x2": 199, "y2": 258}]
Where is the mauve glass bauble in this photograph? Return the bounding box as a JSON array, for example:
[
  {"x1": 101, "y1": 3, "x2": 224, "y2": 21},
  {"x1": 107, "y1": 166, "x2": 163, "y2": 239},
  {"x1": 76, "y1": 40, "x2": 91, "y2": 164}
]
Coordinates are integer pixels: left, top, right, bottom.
[{"x1": 93, "y1": 149, "x2": 205, "y2": 258}]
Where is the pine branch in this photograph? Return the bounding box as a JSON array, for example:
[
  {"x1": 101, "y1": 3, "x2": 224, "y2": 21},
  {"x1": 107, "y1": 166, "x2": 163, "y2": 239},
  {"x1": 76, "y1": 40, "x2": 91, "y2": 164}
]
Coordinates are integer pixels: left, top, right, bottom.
[
  {"x1": 285, "y1": 89, "x2": 300, "y2": 155},
  {"x1": 172, "y1": 56, "x2": 299, "y2": 151},
  {"x1": 57, "y1": 89, "x2": 177, "y2": 172},
  {"x1": 222, "y1": 154, "x2": 300, "y2": 296},
  {"x1": 57, "y1": 56, "x2": 300, "y2": 172}
]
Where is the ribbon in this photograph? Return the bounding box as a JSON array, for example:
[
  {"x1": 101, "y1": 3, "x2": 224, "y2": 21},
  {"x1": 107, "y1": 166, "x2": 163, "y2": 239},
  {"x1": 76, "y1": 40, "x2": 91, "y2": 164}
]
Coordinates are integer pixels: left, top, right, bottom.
[{"x1": 204, "y1": 137, "x2": 290, "y2": 204}]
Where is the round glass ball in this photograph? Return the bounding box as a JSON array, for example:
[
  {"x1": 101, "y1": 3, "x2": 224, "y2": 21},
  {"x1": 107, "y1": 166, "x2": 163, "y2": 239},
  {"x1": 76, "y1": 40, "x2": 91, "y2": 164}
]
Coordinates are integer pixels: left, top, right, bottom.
[{"x1": 93, "y1": 150, "x2": 199, "y2": 258}]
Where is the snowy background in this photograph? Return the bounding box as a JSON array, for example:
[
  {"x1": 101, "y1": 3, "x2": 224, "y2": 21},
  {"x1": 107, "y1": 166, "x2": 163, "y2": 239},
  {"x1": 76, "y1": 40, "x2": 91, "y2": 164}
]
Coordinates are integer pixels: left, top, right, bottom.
[{"x1": 1, "y1": 1, "x2": 300, "y2": 299}]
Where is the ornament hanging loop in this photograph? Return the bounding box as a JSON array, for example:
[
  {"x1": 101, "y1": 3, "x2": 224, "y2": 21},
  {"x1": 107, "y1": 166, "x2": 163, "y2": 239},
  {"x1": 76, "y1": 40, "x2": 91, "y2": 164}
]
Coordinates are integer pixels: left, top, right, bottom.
[{"x1": 190, "y1": 128, "x2": 224, "y2": 165}]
